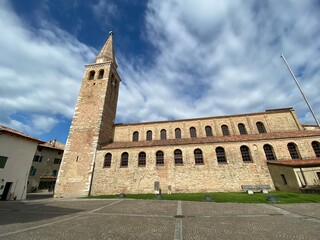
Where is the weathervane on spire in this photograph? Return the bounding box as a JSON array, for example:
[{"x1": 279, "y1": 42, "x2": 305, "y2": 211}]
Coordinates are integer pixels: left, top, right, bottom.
[{"x1": 109, "y1": 30, "x2": 113, "y2": 35}]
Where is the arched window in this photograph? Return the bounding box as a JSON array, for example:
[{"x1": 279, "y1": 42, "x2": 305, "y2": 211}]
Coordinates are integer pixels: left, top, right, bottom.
[
  {"x1": 156, "y1": 151, "x2": 164, "y2": 165},
  {"x1": 89, "y1": 70, "x2": 95, "y2": 80},
  {"x1": 160, "y1": 129, "x2": 166, "y2": 140},
  {"x1": 221, "y1": 125, "x2": 230, "y2": 136},
  {"x1": 175, "y1": 128, "x2": 181, "y2": 139},
  {"x1": 174, "y1": 149, "x2": 183, "y2": 165},
  {"x1": 240, "y1": 145, "x2": 252, "y2": 162},
  {"x1": 138, "y1": 152, "x2": 146, "y2": 166},
  {"x1": 312, "y1": 141, "x2": 320, "y2": 158},
  {"x1": 205, "y1": 126, "x2": 213, "y2": 137},
  {"x1": 103, "y1": 153, "x2": 112, "y2": 168},
  {"x1": 256, "y1": 122, "x2": 266, "y2": 133},
  {"x1": 146, "y1": 130, "x2": 152, "y2": 141},
  {"x1": 98, "y1": 69, "x2": 104, "y2": 79},
  {"x1": 132, "y1": 131, "x2": 139, "y2": 142},
  {"x1": 194, "y1": 149, "x2": 204, "y2": 164},
  {"x1": 287, "y1": 142, "x2": 301, "y2": 159},
  {"x1": 120, "y1": 152, "x2": 128, "y2": 167},
  {"x1": 216, "y1": 147, "x2": 227, "y2": 163},
  {"x1": 190, "y1": 127, "x2": 197, "y2": 138},
  {"x1": 263, "y1": 144, "x2": 276, "y2": 160},
  {"x1": 238, "y1": 123, "x2": 247, "y2": 135}
]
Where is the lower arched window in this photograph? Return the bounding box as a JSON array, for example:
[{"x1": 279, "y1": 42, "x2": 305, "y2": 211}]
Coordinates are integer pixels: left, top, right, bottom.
[
  {"x1": 156, "y1": 151, "x2": 164, "y2": 165},
  {"x1": 103, "y1": 153, "x2": 112, "y2": 168},
  {"x1": 138, "y1": 152, "x2": 146, "y2": 166},
  {"x1": 263, "y1": 144, "x2": 276, "y2": 161},
  {"x1": 216, "y1": 147, "x2": 227, "y2": 163},
  {"x1": 287, "y1": 142, "x2": 301, "y2": 159},
  {"x1": 174, "y1": 149, "x2": 183, "y2": 165},
  {"x1": 194, "y1": 149, "x2": 204, "y2": 164},
  {"x1": 240, "y1": 145, "x2": 252, "y2": 162},
  {"x1": 312, "y1": 141, "x2": 320, "y2": 158},
  {"x1": 120, "y1": 152, "x2": 128, "y2": 167}
]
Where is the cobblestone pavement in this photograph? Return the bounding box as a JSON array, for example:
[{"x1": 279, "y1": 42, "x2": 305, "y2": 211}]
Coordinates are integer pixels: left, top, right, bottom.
[{"x1": 0, "y1": 198, "x2": 319, "y2": 240}]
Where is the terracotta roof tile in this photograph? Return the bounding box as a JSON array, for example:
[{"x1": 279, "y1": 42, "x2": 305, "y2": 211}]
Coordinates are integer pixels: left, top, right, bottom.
[
  {"x1": 101, "y1": 130, "x2": 320, "y2": 150},
  {"x1": 267, "y1": 159, "x2": 320, "y2": 167},
  {"x1": 0, "y1": 125, "x2": 44, "y2": 143}
]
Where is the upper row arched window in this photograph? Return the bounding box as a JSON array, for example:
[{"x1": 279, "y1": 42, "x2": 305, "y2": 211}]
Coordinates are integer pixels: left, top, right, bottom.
[
  {"x1": 238, "y1": 123, "x2": 247, "y2": 135},
  {"x1": 160, "y1": 129, "x2": 166, "y2": 140},
  {"x1": 175, "y1": 128, "x2": 181, "y2": 139},
  {"x1": 146, "y1": 130, "x2": 152, "y2": 141},
  {"x1": 221, "y1": 125, "x2": 230, "y2": 136},
  {"x1": 256, "y1": 121, "x2": 266, "y2": 133},
  {"x1": 88, "y1": 69, "x2": 104, "y2": 80},
  {"x1": 133, "y1": 131, "x2": 139, "y2": 141},
  {"x1": 205, "y1": 126, "x2": 213, "y2": 137},
  {"x1": 190, "y1": 127, "x2": 197, "y2": 138}
]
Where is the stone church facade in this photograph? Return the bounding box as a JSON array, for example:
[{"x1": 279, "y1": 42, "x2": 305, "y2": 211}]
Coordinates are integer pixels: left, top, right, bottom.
[{"x1": 54, "y1": 33, "x2": 320, "y2": 198}]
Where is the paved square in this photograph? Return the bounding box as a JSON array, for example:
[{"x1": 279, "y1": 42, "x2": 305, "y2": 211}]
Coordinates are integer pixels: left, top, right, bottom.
[{"x1": 0, "y1": 198, "x2": 319, "y2": 239}]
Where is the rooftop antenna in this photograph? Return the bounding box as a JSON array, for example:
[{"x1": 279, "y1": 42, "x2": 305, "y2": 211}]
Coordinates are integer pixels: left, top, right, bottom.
[{"x1": 280, "y1": 54, "x2": 320, "y2": 128}]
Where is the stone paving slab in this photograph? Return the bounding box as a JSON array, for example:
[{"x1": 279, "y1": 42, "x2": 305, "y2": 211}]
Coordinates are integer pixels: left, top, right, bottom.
[{"x1": 0, "y1": 199, "x2": 319, "y2": 240}]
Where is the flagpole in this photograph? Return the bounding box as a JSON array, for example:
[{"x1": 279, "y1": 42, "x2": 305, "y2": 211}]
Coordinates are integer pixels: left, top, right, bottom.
[{"x1": 280, "y1": 54, "x2": 320, "y2": 128}]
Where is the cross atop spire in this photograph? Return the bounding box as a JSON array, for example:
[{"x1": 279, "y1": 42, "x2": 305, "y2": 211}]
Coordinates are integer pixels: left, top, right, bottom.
[{"x1": 94, "y1": 31, "x2": 117, "y2": 67}]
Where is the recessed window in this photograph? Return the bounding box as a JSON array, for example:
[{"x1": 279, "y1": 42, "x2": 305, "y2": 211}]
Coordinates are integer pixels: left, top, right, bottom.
[
  {"x1": 89, "y1": 70, "x2": 95, "y2": 80},
  {"x1": 216, "y1": 147, "x2": 227, "y2": 163},
  {"x1": 146, "y1": 130, "x2": 152, "y2": 141},
  {"x1": 205, "y1": 126, "x2": 213, "y2": 137},
  {"x1": 175, "y1": 128, "x2": 181, "y2": 139},
  {"x1": 156, "y1": 151, "x2": 164, "y2": 165},
  {"x1": 256, "y1": 122, "x2": 266, "y2": 133},
  {"x1": 52, "y1": 170, "x2": 58, "y2": 177},
  {"x1": 33, "y1": 155, "x2": 43, "y2": 162},
  {"x1": 53, "y1": 158, "x2": 61, "y2": 164},
  {"x1": 103, "y1": 153, "x2": 112, "y2": 168},
  {"x1": 287, "y1": 142, "x2": 301, "y2": 159},
  {"x1": 120, "y1": 152, "x2": 129, "y2": 167},
  {"x1": 160, "y1": 129, "x2": 166, "y2": 140},
  {"x1": 132, "y1": 131, "x2": 139, "y2": 142},
  {"x1": 98, "y1": 69, "x2": 104, "y2": 79},
  {"x1": 194, "y1": 149, "x2": 204, "y2": 164},
  {"x1": 312, "y1": 141, "x2": 320, "y2": 158},
  {"x1": 0, "y1": 156, "x2": 8, "y2": 168},
  {"x1": 138, "y1": 152, "x2": 146, "y2": 167},
  {"x1": 238, "y1": 123, "x2": 247, "y2": 135},
  {"x1": 29, "y1": 166, "x2": 37, "y2": 176},
  {"x1": 221, "y1": 125, "x2": 230, "y2": 136},
  {"x1": 174, "y1": 149, "x2": 183, "y2": 165},
  {"x1": 240, "y1": 145, "x2": 252, "y2": 162},
  {"x1": 263, "y1": 144, "x2": 276, "y2": 160},
  {"x1": 190, "y1": 127, "x2": 197, "y2": 138},
  {"x1": 281, "y1": 174, "x2": 287, "y2": 185}
]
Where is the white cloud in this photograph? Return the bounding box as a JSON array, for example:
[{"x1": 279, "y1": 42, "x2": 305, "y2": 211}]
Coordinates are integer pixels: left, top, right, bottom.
[
  {"x1": 0, "y1": 1, "x2": 95, "y2": 135},
  {"x1": 116, "y1": 0, "x2": 320, "y2": 125},
  {"x1": 91, "y1": 0, "x2": 119, "y2": 25}
]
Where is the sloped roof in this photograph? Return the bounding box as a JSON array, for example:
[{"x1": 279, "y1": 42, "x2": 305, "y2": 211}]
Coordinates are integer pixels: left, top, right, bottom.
[
  {"x1": 0, "y1": 125, "x2": 44, "y2": 143},
  {"x1": 267, "y1": 159, "x2": 320, "y2": 167},
  {"x1": 40, "y1": 140, "x2": 65, "y2": 150},
  {"x1": 101, "y1": 130, "x2": 320, "y2": 150}
]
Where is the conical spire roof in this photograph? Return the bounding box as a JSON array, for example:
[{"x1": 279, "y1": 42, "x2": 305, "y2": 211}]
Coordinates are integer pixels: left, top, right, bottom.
[{"x1": 94, "y1": 31, "x2": 117, "y2": 67}]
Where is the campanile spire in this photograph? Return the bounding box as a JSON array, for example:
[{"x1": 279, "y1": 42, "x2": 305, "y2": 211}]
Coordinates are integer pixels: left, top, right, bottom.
[{"x1": 94, "y1": 31, "x2": 117, "y2": 67}]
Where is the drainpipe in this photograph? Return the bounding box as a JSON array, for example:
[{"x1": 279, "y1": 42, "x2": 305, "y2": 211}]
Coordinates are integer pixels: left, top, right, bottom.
[{"x1": 299, "y1": 167, "x2": 307, "y2": 187}]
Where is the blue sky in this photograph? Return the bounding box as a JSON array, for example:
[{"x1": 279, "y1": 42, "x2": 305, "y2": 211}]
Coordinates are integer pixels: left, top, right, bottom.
[{"x1": 1, "y1": 0, "x2": 320, "y2": 143}]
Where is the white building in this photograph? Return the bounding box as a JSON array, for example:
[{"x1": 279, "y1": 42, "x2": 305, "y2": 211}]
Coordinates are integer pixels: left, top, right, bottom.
[{"x1": 0, "y1": 125, "x2": 44, "y2": 200}]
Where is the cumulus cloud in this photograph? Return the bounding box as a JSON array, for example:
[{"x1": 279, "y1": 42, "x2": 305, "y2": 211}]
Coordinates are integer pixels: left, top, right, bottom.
[
  {"x1": 91, "y1": 0, "x2": 119, "y2": 25},
  {"x1": 117, "y1": 0, "x2": 320, "y2": 125},
  {"x1": 0, "y1": 1, "x2": 95, "y2": 135}
]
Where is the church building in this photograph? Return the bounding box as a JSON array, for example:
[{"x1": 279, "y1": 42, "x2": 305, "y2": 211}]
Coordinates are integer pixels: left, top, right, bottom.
[{"x1": 54, "y1": 33, "x2": 320, "y2": 198}]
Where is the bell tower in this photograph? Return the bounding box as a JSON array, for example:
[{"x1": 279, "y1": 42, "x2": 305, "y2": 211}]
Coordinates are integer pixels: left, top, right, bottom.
[{"x1": 54, "y1": 32, "x2": 121, "y2": 198}]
